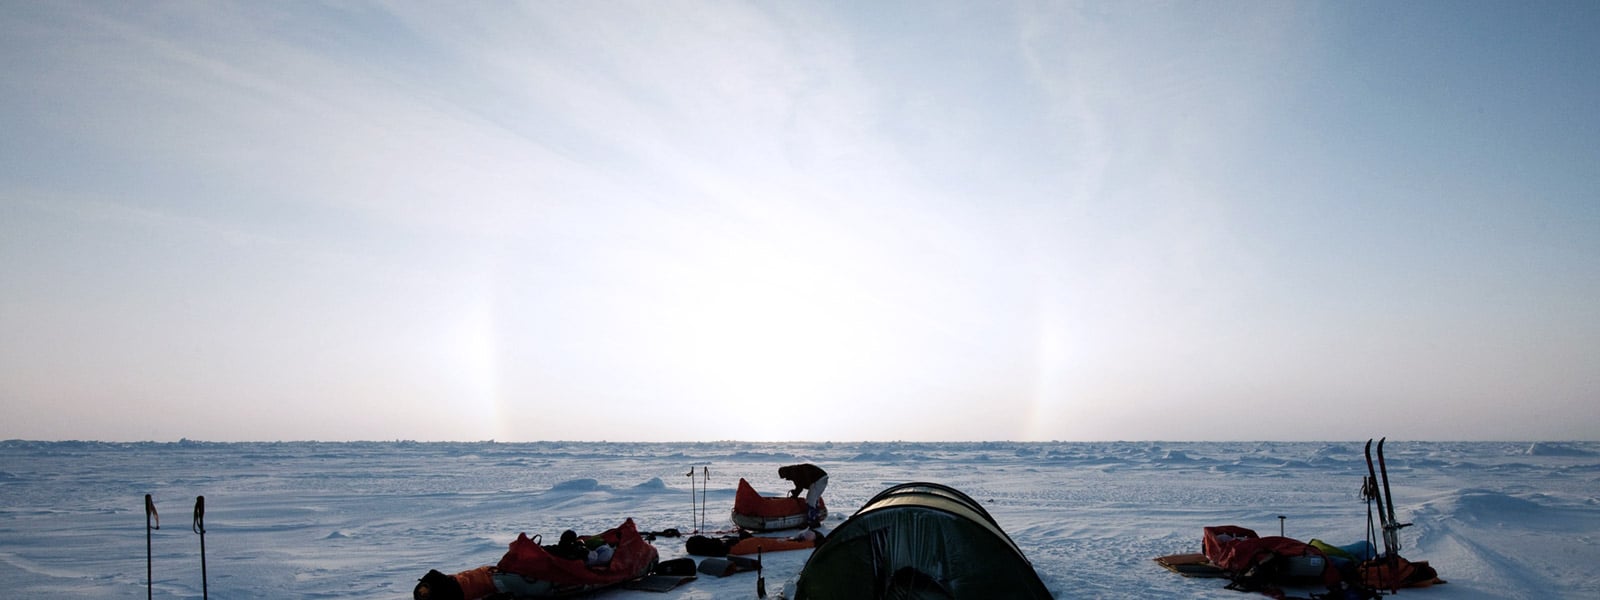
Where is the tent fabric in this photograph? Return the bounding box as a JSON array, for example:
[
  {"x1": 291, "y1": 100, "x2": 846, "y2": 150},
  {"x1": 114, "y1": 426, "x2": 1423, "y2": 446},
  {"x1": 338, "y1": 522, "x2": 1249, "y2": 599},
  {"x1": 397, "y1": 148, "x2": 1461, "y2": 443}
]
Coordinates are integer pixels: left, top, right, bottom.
[
  {"x1": 793, "y1": 482, "x2": 1051, "y2": 600},
  {"x1": 495, "y1": 518, "x2": 658, "y2": 587}
]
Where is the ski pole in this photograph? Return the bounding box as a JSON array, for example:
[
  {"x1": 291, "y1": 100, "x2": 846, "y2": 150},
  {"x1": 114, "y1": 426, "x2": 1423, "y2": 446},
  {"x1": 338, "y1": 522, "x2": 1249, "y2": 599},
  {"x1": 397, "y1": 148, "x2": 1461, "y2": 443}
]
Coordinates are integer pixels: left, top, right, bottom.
[
  {"x1": 1278, "y1": 515, "x2": 1285, "y2": 538},
  {"x1": 686, "y1": 467, "x2": 697, "y2": 533},
  {"x1": 700, "y1": 466, "x2": 709, "y2": 533},
  {"x1": 145, "y1": 494, "x2": 159, "y2": 600},
  {"x1": 193, "y1": 496, "x2": 208, "y2": 600},
  {"x1": 756, "y1": 546, "x2": 767, "y2": 599}
]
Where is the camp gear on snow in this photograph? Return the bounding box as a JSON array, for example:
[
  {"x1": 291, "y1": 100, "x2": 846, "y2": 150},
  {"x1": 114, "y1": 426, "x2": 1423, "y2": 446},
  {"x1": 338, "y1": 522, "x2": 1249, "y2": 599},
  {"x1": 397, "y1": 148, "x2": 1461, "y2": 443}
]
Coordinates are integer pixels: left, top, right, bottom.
[
  {"x1": 643, "y1": 527, "x2": 681, "y2": 541},
  {"x1": 1359, "y1": 554, "x2": 1445, "y2": 591},
  {"x1": 1364, "y1": 438, "x2": 1412, "y2": 559},
  {"x1": 1309, "y1": 538, "x2": 1375, "y2": 570},
  {"x1": 1153, "y1": 553, "x2": 1227, "y2": 578},
  {"x1": 620, "y1": 557, "x2": 698, "y2": 593},
  {"x1": 1161, "y1": 439, "x2": 1446, "y2": 597},
  {"x1": 793, "y1": 481, "x2": 1052, "y2": 599},
  {"x1": 415, "y1": 567, "x2": 493, "y2": 600},
  {"x1": 652, "y1": 557, "x2": 696, "y2": 576},
  {"x1": 687, "y1": 530, "x2": 820, "y2": 557},
  {"x1": 687, "y1": 533, "x2": 734, "y2": 557},
  {"x1": 414, "y1": 518, "x2": 658, "y2": 600},
  {"x1": 550, "y1": 530, "x2": 587, "y2": 561},
  {"x1": 1357, "y1": 437, "x2": 1442, "y2": 592},
  {"x1": 687, "y1": 466, "x2": 710, "y2": 533},
  {"x1": 730, "y1": 534, "x2": 821, "y2": 555},
  {"x1": 733, "y1": 477, "x2": 827, "y2": 531},
  {"x1": 585, "y1": 543, "x2": 615, "y2": 566},
  {"x1": 697, "y1": 555, "x2": 761, "y2": 577},
  {"x1": 496, "y1": 518, "x2": 656, "y2": 590},
  {"x1": 1203, "y1": 525, "x2": 1340, "y2": 590}
]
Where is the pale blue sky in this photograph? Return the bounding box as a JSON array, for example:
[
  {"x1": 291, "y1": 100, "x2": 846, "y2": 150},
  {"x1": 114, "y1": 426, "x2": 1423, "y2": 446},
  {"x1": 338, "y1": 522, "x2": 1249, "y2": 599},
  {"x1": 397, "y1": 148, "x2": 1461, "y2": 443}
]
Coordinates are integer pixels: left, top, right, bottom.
[{"x1": 2, "y1": 1, "x2": 1596, "y2": 442}]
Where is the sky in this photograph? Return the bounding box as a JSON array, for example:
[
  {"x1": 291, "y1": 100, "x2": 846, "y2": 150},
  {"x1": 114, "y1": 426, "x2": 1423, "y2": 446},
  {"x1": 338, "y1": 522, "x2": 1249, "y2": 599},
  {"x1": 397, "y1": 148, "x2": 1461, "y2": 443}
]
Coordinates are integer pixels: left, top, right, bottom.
[{"x1": 2, "y1": 1, "x2": 1597, "y2": 443}]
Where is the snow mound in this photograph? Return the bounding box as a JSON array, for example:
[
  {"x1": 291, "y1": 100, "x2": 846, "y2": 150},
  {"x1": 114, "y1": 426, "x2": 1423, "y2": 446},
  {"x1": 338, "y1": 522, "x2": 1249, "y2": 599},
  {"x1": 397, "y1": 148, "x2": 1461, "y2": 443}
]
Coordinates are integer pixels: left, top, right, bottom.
[
  {"x1": 549, "y1": 478, "x2": 601, "y2": 492},
  {"x1": 1162, "y1": 450, "x2": 1193, "y2": 461},
  {"x1": 1456, "y1": 490, "x2": 1543, "y2": 515},
  {"x1": 1438, "y1": 489, "x2": 1569, "y2": 530},
  {"x1": 1525, "y1": 442, "x2": 1595, "y2": 457},
  {"x1": 850, "y1": 451, "x2": 924, "y2": 462},
  {"x1": 633, "y1": 477, "x2": 667, "y2": 490},
  {"x1": 1312, "y1": 444, "x2": 1355, "y2": 459}
]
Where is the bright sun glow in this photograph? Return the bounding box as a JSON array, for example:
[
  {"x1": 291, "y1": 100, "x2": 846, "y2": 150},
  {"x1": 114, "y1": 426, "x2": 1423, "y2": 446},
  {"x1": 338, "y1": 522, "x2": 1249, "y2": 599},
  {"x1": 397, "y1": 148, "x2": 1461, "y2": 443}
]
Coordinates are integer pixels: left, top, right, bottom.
[{"x1": 650, "y1": 235, "x2": 893, "y2": 440}]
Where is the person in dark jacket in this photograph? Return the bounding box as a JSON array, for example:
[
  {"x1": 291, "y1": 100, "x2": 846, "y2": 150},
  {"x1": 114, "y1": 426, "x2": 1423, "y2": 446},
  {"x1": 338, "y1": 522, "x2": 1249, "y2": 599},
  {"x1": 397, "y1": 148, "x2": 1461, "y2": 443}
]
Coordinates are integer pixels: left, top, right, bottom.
[{"x1": 778, "y1": 463, "x2": 828, "y2": 527}]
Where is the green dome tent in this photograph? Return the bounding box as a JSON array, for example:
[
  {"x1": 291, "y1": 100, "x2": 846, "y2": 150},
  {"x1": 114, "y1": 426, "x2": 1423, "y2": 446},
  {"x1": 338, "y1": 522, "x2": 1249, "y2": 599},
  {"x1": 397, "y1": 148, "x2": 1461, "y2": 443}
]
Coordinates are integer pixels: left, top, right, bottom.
[{"x1": 793, "y1": 482, "x2": 1053, "y2": 599}]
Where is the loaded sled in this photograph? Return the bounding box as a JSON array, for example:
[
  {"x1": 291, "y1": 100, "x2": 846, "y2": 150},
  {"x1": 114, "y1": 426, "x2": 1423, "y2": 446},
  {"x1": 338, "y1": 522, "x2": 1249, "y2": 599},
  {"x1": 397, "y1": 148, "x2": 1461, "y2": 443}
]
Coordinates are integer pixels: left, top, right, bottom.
[
  {"x1": 414, "y1": 518, "x2": 658, "y2": 600},
  {"x1": 731, "y1": 477, "x2": 826, "y2": 532},
  {"x1": 1154, "y1": 438, "x2": 1445, "y2": 597}
]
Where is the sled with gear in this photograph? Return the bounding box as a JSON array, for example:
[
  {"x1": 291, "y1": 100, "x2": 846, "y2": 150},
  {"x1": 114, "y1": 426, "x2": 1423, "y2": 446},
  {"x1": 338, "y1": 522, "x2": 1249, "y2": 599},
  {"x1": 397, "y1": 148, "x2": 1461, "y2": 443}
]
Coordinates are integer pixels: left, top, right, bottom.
[
  {"x1": 1154, "y1": 553, "x2": 1228, "y2": 578},
  {"x1": 1157, "y1": 523, "x2": 1442, "y2": 597},
  {"x1": 413, "y1": 518, "x2": 658, "y2": 599},
  {"x1": 792, "y1": 481, "x2": 1052, "y2": 599},
  {"x1": 732, "y1": 477, "x2": 827, "y2": 532},
  {"x1": 1153, "y1": 438, "x2": 1444, "y2": 597},
  {"x1": 686, "y1": 528, "x2": 824, "y2": 558},
  {"x1": 1202, "y1": 525, "x2": 1343, "y2": 592},
  {"x1": 1356, "y1": 438, "x2": 1444, "y2": 593}
]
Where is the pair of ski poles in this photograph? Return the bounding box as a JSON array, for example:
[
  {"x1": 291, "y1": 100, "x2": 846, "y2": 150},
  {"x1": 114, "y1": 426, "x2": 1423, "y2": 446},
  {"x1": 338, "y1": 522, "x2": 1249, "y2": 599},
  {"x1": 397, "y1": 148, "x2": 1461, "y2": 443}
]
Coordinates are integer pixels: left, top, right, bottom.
[
  {"x1": 687, "y1": 466, "x2": 709, "y2": 533},
  {"x1": 145, "y1": 494, "x2": 208, "y2": 599}
]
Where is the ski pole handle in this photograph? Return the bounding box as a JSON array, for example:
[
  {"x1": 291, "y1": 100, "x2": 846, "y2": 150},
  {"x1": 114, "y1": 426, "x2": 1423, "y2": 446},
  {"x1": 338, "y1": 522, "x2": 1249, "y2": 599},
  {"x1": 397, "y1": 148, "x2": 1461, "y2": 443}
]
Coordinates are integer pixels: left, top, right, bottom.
[
  {"x1": 145, "y1": 494, "x2": 159, "y2": 530},
  {"x1": 194, "y1": 495, "x2": 210, "y2": 600},
  {"x1": 145, "y1": 494, "x2": 157, "y2": 600}
]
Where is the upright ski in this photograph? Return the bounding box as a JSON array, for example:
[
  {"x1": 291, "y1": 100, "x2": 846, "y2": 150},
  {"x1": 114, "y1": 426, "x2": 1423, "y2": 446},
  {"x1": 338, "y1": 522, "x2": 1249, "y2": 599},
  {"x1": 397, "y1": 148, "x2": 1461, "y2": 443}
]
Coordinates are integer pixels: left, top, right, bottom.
[
  {"x1": 1376, "y1": 438, "x2": 1411, "y2": 554},
  {"x1": 1362, "y1": 439, "x2": 1390, "y2": 558}
]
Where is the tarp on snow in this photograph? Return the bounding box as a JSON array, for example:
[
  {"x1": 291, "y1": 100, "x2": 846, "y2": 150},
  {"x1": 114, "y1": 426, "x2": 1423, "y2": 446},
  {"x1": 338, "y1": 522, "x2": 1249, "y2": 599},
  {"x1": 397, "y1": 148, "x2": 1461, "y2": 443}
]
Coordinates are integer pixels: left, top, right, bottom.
[{"x1": 793, "y1": 482, "x2": 1051, "y2": 599}]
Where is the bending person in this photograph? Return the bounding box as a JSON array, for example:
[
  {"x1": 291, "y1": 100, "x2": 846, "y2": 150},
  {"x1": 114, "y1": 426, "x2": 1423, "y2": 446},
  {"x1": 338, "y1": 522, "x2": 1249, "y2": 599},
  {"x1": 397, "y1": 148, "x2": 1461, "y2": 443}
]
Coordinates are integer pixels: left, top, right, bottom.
[{"x1": 778, "y1": 463, "x2": 829, "y2": 527}]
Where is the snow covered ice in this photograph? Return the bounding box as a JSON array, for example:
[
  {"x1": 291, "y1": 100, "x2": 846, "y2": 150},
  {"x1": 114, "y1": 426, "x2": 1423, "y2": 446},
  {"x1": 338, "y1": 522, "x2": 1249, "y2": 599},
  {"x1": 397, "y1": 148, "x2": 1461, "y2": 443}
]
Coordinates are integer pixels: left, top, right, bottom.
[{"x1": 2, "y1": 440, "x2": 1597, "y2": 598}]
